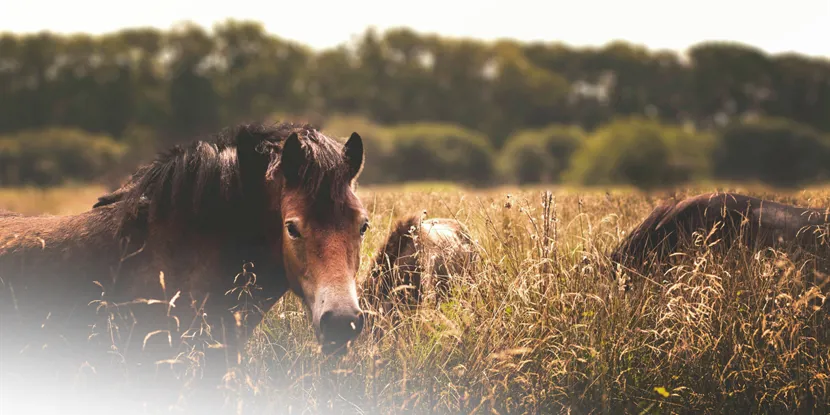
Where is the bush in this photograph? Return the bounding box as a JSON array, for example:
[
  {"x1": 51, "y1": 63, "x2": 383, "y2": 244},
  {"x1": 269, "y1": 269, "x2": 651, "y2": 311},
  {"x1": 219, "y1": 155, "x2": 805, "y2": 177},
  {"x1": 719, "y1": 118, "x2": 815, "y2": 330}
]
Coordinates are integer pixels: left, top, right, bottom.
[
  {"x1": 499, "y1": 125, "x2": 585, "y2": 184},
  {"x1": 713, "y1": 117, "x2": 830, "y2": 187},
  {"x1": 0, "y1": 128, "x2": 127, "y2": 187},
  {"x1": 285, "y1": 115, "x2": 497, "y2": 186},
  {"x1": 386, "y1": 123, "x2": 496, "y2": 185},
  {"x1": 564, "y1": 117, "x2": 715, "y2": 189}
]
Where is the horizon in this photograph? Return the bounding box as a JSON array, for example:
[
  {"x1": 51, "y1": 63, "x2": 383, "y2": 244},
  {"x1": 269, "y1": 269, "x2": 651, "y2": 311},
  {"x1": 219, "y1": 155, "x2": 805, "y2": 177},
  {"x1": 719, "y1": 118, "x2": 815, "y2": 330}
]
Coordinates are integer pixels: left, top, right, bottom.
[{"x1": 2, "y1": 0, "x2": 829, "y2": 58}]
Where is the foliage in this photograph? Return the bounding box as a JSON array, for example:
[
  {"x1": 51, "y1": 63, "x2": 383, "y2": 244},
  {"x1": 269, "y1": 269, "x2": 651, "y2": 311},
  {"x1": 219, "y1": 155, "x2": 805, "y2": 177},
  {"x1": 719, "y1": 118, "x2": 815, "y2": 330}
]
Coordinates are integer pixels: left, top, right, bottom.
[
  {"x1": 713, "y1": 117, "x2": 830, "y2": 187},
  {"x1": 0, "y1": 128, "x2": 126, "y2": 186},
  {"x1": 1, "y1": 23, "x2": 829, "y2": 145},
  {"x1": 385, "y1": 123, "x2": 496, "y2": 185},
  {"x1": 565, "y1": 117, "x2": 715, "y2": 189},
  {"x1": 1, "y1": 23, "x2": 829, "y2": 187},
  {"x1": 499, "y1": 124, "x2": 585, "y2": 184}
]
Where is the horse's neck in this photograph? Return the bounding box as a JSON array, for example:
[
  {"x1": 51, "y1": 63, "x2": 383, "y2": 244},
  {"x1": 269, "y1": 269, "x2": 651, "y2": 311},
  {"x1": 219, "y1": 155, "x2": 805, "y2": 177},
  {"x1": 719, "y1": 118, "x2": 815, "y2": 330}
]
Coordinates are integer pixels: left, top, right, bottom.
[{"x1": 137, "y1": 222, "x2": 289, "y2": 303}]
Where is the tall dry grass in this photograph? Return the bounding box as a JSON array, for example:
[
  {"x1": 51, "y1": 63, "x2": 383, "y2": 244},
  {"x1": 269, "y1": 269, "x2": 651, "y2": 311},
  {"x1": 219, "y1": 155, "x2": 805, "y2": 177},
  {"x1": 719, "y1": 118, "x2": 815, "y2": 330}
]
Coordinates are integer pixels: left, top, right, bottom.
[{"x1": 2, "y1": 183, "x2": 829, "y2": 414}]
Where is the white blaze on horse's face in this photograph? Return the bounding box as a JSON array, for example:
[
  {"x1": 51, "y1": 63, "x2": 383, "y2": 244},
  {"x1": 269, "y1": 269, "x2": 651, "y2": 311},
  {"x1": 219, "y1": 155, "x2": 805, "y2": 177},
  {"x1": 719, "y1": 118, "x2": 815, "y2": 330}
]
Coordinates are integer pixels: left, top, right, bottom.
[{"x1": 275, "y1": 131, "x2": 368, "y2": 355}]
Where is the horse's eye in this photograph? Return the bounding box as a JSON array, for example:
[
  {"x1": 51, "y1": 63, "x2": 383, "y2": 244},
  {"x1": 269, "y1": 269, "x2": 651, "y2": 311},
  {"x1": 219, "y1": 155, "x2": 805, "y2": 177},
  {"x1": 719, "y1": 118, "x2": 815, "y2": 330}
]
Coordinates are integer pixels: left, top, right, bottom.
[
  {"x1": 286, "y1": 222, "x2": 302, "y2": 239},
  {"x1": 360, "y1": 221, "x2": 370, "y2": 237}
]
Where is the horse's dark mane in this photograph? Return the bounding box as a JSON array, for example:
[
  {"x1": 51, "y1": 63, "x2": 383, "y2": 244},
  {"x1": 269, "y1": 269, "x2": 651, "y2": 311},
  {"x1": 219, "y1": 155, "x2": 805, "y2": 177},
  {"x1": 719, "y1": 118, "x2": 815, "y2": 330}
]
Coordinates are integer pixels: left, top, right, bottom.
[
  {"x1": 371, "y1": 214, "x2": 422, "y2": 279},
  {"x1": 108, "y1": 121, "x2": 355, "y2": 233}
]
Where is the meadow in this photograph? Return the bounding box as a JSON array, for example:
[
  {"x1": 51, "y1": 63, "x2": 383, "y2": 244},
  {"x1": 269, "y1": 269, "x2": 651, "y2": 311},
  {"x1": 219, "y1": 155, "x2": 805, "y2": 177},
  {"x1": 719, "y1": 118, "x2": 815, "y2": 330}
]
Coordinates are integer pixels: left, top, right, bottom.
[{"x1": 2, "y1": 182, "x2": 829, "y2": 414}]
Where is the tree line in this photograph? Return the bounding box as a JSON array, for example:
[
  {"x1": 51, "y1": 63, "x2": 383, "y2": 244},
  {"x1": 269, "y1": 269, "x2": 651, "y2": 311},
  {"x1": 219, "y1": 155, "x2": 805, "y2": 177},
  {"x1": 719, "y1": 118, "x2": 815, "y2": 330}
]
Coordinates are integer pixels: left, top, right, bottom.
[
  {"x1": 4, "y1": 113, "x2": 829, "y2": 190},
  {"x1": 1, "y1": 20, "x2": 829, "y2": 188}
]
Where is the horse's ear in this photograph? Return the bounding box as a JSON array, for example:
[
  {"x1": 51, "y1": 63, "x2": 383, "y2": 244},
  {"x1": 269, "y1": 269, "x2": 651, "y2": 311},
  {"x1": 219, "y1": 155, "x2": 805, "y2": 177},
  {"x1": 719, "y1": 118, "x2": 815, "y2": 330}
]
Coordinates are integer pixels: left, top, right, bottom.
[
  {"x1": 280, "y1": 132, "x2": 305, "y2": 186},
  {"x1": 343, "y1": 132, "x2": 364, "y2": 181}
]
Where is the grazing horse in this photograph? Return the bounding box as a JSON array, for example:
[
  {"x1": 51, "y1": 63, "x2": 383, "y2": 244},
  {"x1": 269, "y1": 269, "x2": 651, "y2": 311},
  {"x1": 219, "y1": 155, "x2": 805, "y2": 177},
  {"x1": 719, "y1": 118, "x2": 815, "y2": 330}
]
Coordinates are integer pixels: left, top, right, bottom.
[
  {"x1": 367, "y1": 214, "x2": 477, "y2": 313},
  {"x1": 609, "y1": 192, "x2": 830, "y2": 287},
  {"x1": 0, "y1": 122, "x2": 370, "y2": 411}
]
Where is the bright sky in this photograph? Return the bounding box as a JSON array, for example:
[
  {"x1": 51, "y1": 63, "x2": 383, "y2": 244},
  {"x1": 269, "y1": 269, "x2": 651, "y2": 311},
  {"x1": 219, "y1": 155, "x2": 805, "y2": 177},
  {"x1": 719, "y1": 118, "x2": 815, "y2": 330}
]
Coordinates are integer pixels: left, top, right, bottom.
[{"x1": 2, "y1": 0, "x2": 829, "y2": 57}]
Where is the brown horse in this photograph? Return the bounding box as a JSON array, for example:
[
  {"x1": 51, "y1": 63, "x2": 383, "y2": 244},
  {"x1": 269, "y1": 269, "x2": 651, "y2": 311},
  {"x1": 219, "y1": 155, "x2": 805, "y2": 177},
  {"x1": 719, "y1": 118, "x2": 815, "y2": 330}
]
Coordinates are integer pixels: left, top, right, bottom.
[
  {"x1": 367, "y1": 214, "x2": 477, "y2": 312},
  {"x1": 0, "y1": 122, "x2": 370, "y2": 411},
  {"x1": 609, "y1": 192, "x2": 830, "y2": 288}
]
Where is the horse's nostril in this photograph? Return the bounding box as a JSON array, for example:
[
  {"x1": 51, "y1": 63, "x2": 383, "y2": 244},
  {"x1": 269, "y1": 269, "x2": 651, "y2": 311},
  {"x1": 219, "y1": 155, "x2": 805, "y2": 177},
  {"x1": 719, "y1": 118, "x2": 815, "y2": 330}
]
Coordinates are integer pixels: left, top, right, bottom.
[
  {"x1": 320, "y1": 309, "x2": 363, "y2": 344},
  {"x1": 354, "y1": 312, "x2": 365, "y2": 334},
  {"x1": 320, "y1": 310, "x2": 335, "y2": 334}
]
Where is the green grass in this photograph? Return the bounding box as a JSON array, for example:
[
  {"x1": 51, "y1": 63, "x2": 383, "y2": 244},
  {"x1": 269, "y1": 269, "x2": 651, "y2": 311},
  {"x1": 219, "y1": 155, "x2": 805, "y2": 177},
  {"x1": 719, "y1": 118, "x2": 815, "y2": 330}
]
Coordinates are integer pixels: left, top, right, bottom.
[{"x1": 2, "y1": 183, "x2": 830, "y2": 413}]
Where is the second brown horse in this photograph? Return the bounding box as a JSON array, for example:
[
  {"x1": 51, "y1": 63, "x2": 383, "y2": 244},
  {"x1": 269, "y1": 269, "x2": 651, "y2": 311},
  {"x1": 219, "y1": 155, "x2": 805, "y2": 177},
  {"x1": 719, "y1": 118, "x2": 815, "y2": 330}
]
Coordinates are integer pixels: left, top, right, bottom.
[
  {"x1": 610, "y1": 192, "x2": 830, "y2": 286},
  {"x1": 368, "y1": 214, "x2": 477, "y2": 312}
]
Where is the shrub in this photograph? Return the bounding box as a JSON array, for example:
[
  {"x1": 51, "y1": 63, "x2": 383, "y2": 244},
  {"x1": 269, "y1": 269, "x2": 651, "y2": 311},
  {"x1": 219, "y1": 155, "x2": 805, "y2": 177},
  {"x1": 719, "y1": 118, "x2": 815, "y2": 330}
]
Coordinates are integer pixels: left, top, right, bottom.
[
  {"x1": 713, "y1": 117, "x2": 830, "y2": 187},
  {"x1": 564, "y1": 117, "x2": 715, "y2": 189},
  {"x1": 386, "y1": 123, "x2": 496, "y2": 185},
  {"x1": 0, "y1": 128, "x2": 126, "y2": 186},
  {"x1": 499, "y1": 125, "x2": 585, "y2": 184}
]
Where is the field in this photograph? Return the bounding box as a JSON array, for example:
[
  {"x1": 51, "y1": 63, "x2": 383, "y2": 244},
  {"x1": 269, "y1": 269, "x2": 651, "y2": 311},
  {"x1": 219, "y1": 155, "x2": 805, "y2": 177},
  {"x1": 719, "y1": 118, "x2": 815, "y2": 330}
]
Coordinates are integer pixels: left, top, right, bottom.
[{"x1": 2, "y1": 183, "x2": 830, "y2": 414}]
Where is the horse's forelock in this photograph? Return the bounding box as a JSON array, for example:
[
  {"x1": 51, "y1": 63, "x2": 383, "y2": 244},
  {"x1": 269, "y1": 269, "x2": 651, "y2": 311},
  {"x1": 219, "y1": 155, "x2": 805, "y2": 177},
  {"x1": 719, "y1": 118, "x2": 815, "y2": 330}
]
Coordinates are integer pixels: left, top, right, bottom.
[{"x1": 283, "y1": 129, "x2": 360, "y2": 215}]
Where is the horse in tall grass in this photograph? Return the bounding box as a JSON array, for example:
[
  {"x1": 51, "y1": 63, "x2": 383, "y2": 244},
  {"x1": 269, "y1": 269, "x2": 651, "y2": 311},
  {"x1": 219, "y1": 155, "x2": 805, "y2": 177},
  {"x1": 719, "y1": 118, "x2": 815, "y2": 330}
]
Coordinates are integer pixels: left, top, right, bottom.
[
  {"x1": 0, "y1": 122, "x2": 370, "y2": 411},
  {"x1": 609, "y1": 192, "x2": 830, "y2": 289},
  {"x1": 367, "y1": 213, "x2": 477, "y2": 313}
]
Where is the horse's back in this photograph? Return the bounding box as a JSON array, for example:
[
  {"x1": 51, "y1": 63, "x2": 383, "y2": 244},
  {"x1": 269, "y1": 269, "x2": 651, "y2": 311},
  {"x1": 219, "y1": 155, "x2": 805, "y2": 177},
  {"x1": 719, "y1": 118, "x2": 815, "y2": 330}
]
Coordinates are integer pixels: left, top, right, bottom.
[
  {"x1": 0, "y1": 209, "x2": 22, "y2": 218},
  {"x1": 677, "y1": 192, "x2": 830, "y2": 244},
  {"x1": 0, "y1": 209, "x2": 111, "y2": 259},
  {"x1": 627, "y1": 192, "x2": 830, "y2": 259},
  {"x1": 659, "y1": 192, "x2": 778, "y2": 231},
  {"x1": 419, "y1": 218, "x2": 476, "y2": 278},
  {"x1": 0, "y1": 204, "x2": 146, "y2": 380},
  {"x1": 420, "y1": 218, "x2": 474, "y2": 248},
  {"x1": 0, "y1": 205, "x2": 125, "y2": 324}
]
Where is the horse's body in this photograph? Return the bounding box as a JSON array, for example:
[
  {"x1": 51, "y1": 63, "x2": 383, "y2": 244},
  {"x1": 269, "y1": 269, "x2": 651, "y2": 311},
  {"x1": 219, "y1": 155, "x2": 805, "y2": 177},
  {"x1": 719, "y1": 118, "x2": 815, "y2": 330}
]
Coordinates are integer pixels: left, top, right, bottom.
[
  {"x1": 610, "y1": 192, "x2": 830, "y2": 286},
  {"x1": 0, "y1": 209, "x2": 21, "y2": 217},
  {"x1": 368, "y1": 215, "x2": 477, "y2": 310},
  {"x1": 0, "y1": 122, "x2": 370, "y2": 412}
]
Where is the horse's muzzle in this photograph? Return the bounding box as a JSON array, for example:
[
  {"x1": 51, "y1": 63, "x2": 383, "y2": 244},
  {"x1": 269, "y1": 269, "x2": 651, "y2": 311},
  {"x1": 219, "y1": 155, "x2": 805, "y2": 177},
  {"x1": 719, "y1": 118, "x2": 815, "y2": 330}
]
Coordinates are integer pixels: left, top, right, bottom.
[{"x1": 319, "y1": 307, "x2": 364, "y2": 355}]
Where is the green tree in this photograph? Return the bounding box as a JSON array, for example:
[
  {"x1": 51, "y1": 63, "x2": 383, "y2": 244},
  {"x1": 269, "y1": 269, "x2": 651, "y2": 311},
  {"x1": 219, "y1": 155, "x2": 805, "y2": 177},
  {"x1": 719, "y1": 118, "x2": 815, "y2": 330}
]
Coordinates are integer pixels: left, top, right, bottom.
[
  {"x1": 425, "y1": 38, "x2": 494, "y2": 135},
  {"x1": 688, "y1": 42, "x2": 776, "y2": 127},
  {"x1": 767, "y1": 55, "x2": 830, "y2": 132},
  {"x1": 115, "y1": 28, "x2": 169, "y2": 132},
  {"x1": 166, "y1": 23, "x2": 221, "y2": 140},
  {"x1": 213, "y1": 20, "x2": 312, "y2": 125},
  {"x1": 487, "y1": 42, "x2": 571, "y2": 145}
]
